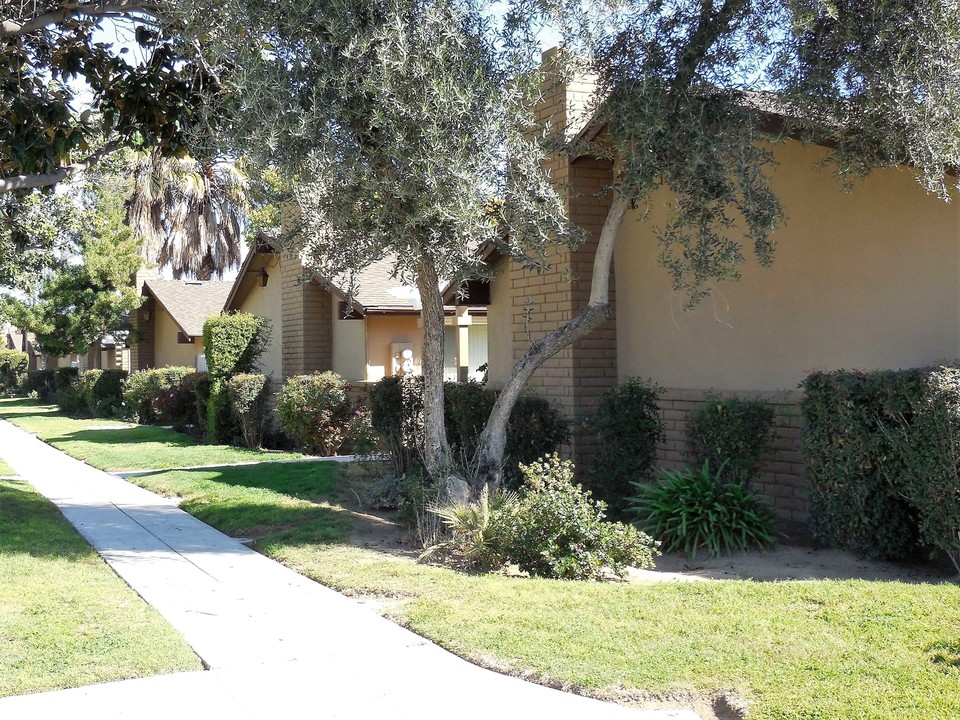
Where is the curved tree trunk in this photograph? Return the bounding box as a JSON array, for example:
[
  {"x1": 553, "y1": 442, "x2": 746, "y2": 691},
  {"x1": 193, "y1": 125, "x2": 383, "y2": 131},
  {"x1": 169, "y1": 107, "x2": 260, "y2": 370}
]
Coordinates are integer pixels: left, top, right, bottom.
[
  {"x1": 475, "y1": 191, "x2": 631, "y2": 490},
  {"x1": 414, "y1": 251, "x2": 453, "y2": 482}
]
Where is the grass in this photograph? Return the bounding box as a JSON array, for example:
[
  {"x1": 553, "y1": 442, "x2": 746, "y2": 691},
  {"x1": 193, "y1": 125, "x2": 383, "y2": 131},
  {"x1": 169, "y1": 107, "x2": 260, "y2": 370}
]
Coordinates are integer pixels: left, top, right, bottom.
[
  {"x1": 126, "y1": 461, "x2": 960, "y2": 720},
  {"x1": 0, "y1": 398, "x2": 301, "y2": 471},
  {"x1": 7, "y1": 397, "x2": 960, "y2": 718},
  {"x1": 0, "y1": 478, "x2": 202, "y2": 697},
  {"x1": 0, "y1": 457, "x2": 15, "y2": 476}
]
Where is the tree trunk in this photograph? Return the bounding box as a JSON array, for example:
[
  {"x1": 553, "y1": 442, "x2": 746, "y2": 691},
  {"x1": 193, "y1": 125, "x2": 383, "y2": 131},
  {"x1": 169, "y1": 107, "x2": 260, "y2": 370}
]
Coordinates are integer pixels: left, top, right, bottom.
[
  {"x1": 414, "y1": 251, "x2": 453, "y2": 482},
  {"x1": 475, "y1": 191, "x2": 631, "y2": 490}
]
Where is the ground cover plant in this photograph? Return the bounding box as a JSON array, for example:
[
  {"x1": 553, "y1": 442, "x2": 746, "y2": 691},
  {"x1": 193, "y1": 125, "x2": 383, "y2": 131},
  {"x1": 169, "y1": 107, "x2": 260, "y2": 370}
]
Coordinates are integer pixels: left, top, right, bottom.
[
  {"x1": 0, "y1": 398, "x2": 299, "y2": 471},
  {"x1": 0, "y1": 478, "x2": 201, "y2": 697}
]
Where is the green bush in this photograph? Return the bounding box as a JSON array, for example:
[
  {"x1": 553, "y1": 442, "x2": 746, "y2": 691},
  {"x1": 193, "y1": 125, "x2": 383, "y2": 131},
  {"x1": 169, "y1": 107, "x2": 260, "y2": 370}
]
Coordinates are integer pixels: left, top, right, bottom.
[
  {"x1": 88, "y1": 369, "x2": 127, "y2": 417},
  {"x1": 503, "y1": 454, "x2": 659, "y2": 581},
  {"x1": 54, "y1": 369, "x2": 85, "y2": 415},
  {"x1": 27, "y1": 369, "x2": 55, "y2": 401},
  {"x1": 205, "y1": 380, "x2": 235, "y2": 445},
  {"x1": 584, "y1": 378, "x2": 664, "y2": 516},
  {"x1": 276, "y1": 372, "x2": 353, "y2": 455},
  {"x1": 878, "y1": 367, "x2": 960, "y2": 573},
  {"x1": 123, "y1": 367, "x2": 195, "y2": 424},
  {"x1": 370, "y1": 376, "x2": 568, "y2": 482},
  {"x1": 630, "y1": 461, "x2": 776, "y2": 560},
  {"x1": 53, "y1": 366, "x2": 79, "y2": 391},
  {"x1": 226, "y1": 373, "x2": 269, "y2": 449},
  {"x1": 369, "y1": 375, "x2": 424, "y2": 475},
  {"x1": 687, "y1": 396, "x2": 777, "y2": 488},
  {"x1": 194, "y1": 373, "x2": 212, "y2": 431},
  {"x1": 0, "y1": 349, "x2": 28, "y2": 392},
  {"x1": 156, "y1": 373, "x2": 201, "y2": 432},
  {"x1": 80, "y1": 369, "x2": 103, "y2": 412},
  {"x1": 801, "y1": 369, "x2": 924, "y2": 560},
  {"x1": 202, "y1": 313, "x2": 271, "y2": 381}
]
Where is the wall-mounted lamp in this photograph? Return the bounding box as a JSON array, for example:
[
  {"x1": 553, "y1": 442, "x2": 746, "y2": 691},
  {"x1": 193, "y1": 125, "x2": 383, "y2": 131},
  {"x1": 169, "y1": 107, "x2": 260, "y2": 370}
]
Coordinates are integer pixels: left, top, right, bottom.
[
  {"x1": 143, "y1": 309, "x2": 151, "y2": 322},
  {"x1": 257, "y1": 267, "x2": 269, "y2": 288}
]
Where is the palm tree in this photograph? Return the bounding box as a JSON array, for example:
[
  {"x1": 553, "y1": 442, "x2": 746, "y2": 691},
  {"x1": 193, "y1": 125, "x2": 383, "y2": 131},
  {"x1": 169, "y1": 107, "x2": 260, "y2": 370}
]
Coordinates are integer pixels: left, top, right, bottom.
[{"x1": 127, "y1": 152, "x2": 249, "y2": 280}]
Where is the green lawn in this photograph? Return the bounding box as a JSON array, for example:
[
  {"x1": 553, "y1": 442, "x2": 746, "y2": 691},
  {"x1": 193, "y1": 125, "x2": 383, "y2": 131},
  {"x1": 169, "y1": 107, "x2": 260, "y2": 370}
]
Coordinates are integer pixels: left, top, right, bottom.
[
  {"x1": 6, "y1": 397, "x2": 960, "y2": 719},
  {"x1": 0, "y1": 398, "x2": 301, "y2": 471},
  {"x1": 0, "y1": 457, "x2": 15, "y2": 476},
  {"x1": 0, "y1": 479, "x2": 201, "y2": 697}
]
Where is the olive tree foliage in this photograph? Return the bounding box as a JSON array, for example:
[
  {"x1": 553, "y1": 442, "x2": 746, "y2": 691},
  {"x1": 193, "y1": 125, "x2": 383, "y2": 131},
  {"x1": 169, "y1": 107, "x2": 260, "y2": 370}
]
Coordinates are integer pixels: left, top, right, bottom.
[
  {"x1": 476, "y1": 0, "x2": 960, "y2": 488},
  {"x1": 171, "y1": 0, "x2": 579, "y2": 484}
]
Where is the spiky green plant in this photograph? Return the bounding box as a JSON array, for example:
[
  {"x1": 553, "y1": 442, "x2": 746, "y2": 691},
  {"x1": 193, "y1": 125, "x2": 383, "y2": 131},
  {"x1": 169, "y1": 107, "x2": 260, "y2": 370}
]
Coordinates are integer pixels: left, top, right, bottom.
[
  {"x1": 630, "y1": 461, "x2": 776, "y2": 560},
  {"x1": 420, "y1": 485, "x2": 517, "y2": 571}
]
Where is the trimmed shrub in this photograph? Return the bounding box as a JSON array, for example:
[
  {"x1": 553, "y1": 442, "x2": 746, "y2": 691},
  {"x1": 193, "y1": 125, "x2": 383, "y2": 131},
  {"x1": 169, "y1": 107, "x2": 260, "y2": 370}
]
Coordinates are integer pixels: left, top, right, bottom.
[
  {"x1": 88, "y1": 369, "x2": 127, "y2": 417},
  {"x1": 54, "y1": 366, "x2": 79, "y2": 391},
  {"x1": 27, "y1": 369, "x2": 55, "y2": 401},
  {"x1": 369, "y1": 375, "x2": 423, "y2": 475},
  {"x1": 0, "y1": 349, "x2": 28, "y2": 392},
  {"x1": 369, "y1": 376, "x2": 568, "y2": 482},
  {"x1": 54, "y1": 369, "x2": 85, "y2": 415},
  {"x1": 205, "y1": 380, "x2": 235, "y2": 445},
  {"x1": 630, "y1": 461, "x2": 777, "y2": 560},
  {"x1": 881, "y1": 367, "x2": 960, "y2": 573},
  {"x1": 687, "y1": 396, "x2": 777, "y2": 488},
  {"x1": 801, "y1": 369, "x2": 924, "y2": 560},
  {"x1": 276, "y1": 372, "x2": 353, "y2": 455},
  {"x1": 226, "y1": 373, "x2": 269, "y2": 449},
  {"x1": 202, "y1": 313, "x2": 271, "y2": 381},
  {"x1": 80, "y1": 369, "x2": 103, "y2": 412},
  {"x1": 503, "y1": 454, "x2": 659, "y2": 581},
  {"x1": 123, "y1": 367, "x2": 195, "y2": 424},
  {"x1": 194, "y1": 373, "x2": 212, "y2": 430},
  {"x1": 160, "y1": 372, "x2": 202, "y2": 432},
  {"x1": 584, "y1": 378, "x2": 664, "y2": 516}
]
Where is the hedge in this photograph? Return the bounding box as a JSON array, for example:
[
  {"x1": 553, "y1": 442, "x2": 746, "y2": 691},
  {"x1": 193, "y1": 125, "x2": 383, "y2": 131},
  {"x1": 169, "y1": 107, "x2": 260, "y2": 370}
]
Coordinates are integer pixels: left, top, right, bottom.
[
  {"x1": 88, "y1": 369, "x2": 127, "y2": 417},
  {"x1": 0, "y1": 349, "x2": 28, "y2": 392},
  {"x1": 369, "y1": 376, "x2": 568, "y2": 485},
  {"x1": 276, "y1": 372, "x2": 352, "y2": 455},
  {"x1": 27, "y1": 369, "x2": 56, "y2": 401},
  {"x1": 202, "y1": 313, "x2": 271, "y2": 381},
  {"x1": 226, "y1": 373, "x2": 269, "y2": 448},
  {"x1": 800, "y1": 367, "x2": 959, "y2": 563},
  {"x1": 123, "y1": 367, "x2": 196, "y2": 425}
]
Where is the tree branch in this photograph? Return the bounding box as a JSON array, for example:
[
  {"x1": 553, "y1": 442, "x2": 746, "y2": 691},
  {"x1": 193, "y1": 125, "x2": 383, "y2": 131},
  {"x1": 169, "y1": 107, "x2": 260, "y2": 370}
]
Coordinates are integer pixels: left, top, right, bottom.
[
  {"x1": 476, "y1": 191, "x2": 631, "y2": 489},
  {"x1": 672, "y1": 0, "x2": 749, "y2": 93},
  {"x1": 0, "y1": 1, "x2": 163, "y2": 36},
  {"x1": 0, "y1": 141, "x2": 121, "y2": 193}
]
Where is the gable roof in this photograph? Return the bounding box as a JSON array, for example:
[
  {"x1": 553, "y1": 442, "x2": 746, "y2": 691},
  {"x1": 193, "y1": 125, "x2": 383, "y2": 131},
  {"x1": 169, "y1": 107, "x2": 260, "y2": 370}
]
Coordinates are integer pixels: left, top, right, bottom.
[{"x1": 142, "y1": 279, "x2": 232, "y2": 337}]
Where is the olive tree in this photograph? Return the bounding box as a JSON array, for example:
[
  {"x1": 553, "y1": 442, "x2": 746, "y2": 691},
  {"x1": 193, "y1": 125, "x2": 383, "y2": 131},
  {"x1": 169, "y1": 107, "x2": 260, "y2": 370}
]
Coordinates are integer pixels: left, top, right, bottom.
[{"x1": 21, "y1": 0, "x2": 957, "y2": 493}]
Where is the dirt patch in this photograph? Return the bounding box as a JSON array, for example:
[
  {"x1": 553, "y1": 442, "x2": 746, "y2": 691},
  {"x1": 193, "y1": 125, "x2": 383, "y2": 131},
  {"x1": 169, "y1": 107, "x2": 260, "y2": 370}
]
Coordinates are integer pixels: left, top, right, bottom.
[
  {"x1": 346, "y1": 508, "x2": 420, "y2": 559},
  {"x1": 629, "y1": 544, "x2": 957, "y2": 584}
]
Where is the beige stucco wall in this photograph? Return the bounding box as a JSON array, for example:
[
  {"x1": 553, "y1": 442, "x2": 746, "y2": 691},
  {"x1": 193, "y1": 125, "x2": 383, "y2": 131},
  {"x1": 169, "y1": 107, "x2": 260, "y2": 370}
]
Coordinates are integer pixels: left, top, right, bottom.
[
  {"x1": 616, "y1": 140, "x2": 960, "y2": 391},
  {"x1": 485, "y1": 257, "x2": 516, "y2": 389},
  {"x1": 365, "y1": 315, "x2": 422, "y2": 381},
  {"x1": 154, "y1": 306, "x2": 203, "y2": 369},
  {"x1": 233, "y1": 254, "x2": 283, "y2": 380},
  {"x1": 331, "y1": 302, "x2": 367, "y2": 381}
]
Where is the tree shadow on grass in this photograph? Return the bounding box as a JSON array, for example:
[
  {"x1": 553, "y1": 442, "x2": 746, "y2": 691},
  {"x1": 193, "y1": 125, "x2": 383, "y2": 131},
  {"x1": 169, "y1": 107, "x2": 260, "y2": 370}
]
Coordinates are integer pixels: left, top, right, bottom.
[
  {"x1": 0, "y1": 479, "x2": 94, "y2": 561},
  {"x1": 139, "y1": 462, "x2": 339, "y2": 503},
  {"x1": 48, "y1": 426, "x2": 199, "y2": 448}
]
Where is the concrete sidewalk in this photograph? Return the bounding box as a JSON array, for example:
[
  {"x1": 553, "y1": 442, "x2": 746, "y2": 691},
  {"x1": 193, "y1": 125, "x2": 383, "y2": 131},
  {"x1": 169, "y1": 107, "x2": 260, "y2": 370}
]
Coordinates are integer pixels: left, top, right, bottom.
[{"x1": 0, "y1": 419, "x2": 701, "y2": 719}]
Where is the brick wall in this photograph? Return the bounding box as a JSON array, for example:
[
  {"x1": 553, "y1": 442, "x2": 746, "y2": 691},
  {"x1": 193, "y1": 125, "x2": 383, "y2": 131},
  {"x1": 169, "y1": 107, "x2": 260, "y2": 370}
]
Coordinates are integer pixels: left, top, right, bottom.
[
  {"x1": 656, "y1": 388, "x2": 809, "y2": 533},
  {"x1": 507, "y1": 52, "x2": 618, "y2": 468},
  {"x1": 281, "y1": 250, "x2": 333, "y2": 379}
]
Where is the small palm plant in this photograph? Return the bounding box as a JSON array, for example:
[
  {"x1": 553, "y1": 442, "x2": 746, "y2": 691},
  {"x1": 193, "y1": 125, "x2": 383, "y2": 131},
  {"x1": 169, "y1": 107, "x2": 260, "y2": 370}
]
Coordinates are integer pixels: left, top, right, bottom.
[{"x1": 420, "y1": 485, "x2": 517, "y2": 572}]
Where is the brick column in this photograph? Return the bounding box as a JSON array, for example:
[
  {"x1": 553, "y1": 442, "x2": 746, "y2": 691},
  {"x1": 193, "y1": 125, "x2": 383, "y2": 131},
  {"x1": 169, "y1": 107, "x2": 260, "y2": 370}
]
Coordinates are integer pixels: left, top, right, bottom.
[{"x1": 281, "y1": 251, "x2": 333, "y2": 379}]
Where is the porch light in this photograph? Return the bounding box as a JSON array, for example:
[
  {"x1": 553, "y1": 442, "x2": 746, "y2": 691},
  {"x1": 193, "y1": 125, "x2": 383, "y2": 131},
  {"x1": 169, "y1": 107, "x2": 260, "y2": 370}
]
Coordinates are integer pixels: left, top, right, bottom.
[{"x1": 257, "y1": 268, "x2": 269, "y2": 288}]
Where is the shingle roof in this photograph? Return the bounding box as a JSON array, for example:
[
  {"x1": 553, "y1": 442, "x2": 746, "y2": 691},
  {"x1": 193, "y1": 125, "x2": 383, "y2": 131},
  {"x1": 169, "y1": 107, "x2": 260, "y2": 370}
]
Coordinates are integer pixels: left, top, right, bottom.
[
  {"x1": 143, "y1": 280, "x2": 232, "y2": 337},
  {"x1": 330, "y1": 255, "x2": 420, "y2": 312}
]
